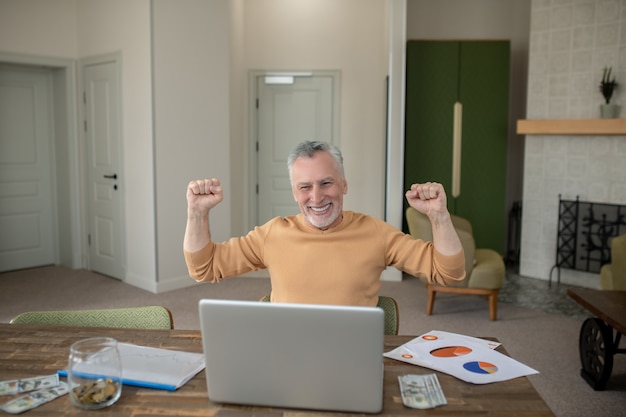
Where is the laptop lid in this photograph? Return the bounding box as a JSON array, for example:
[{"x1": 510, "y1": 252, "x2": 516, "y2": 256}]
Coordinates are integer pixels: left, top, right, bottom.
[{"x1": 198, "y1": 299, "x2": 385, "y2": 413}]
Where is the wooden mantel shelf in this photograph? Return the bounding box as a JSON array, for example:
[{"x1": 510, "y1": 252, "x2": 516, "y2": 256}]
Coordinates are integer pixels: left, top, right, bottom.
[{"x1": 517, "y1": 118, "x2": 626, "y2": 135}]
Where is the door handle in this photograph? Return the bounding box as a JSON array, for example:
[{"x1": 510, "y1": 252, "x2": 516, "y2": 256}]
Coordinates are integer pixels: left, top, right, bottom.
[
  {"x1": 452, "y1": 102, "x2": 462, "y2": 199},
  {"x1": 103, "y1": 174, "x2": 118, "y2": 180}
]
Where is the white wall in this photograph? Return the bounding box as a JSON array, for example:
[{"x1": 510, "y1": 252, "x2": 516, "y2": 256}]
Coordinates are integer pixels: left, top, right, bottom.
[
  {"x1": 76, "y1": 0, "x2": 156, "y2": 290},
  {"x1": 240, "y1": 0, "x2": 390, "y2": 219},
  {"x1": 520, "y1": 0, "x2": 626, "y2": 288},
  {"x1": 0, "y1": 0, "x2": 77, "y2": 57},
  {"x1": 152, "y1": 0, "x2": 231, "y2": 289}
]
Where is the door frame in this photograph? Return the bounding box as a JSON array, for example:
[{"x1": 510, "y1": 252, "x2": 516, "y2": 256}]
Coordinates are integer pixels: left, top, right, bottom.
[
  {"x1": 0, "y1": 52, "x2": 81, "y2": 269},
  {"x1": 247, "y1": 70, "x2": 340, "y2": 230}
]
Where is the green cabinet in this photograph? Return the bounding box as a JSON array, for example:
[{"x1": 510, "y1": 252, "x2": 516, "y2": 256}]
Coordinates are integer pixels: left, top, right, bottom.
[{"x1": 404, "y1": 40, "x2": 510, "y2": 254}]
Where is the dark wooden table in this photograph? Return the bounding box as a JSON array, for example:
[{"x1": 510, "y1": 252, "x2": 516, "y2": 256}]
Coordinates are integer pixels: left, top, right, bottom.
[
  {"x1": 567, "y1": 288, "x2": 626, "y2": 390},
  {"x1": 0, "y1": 324, "x2": 555, "y2": 416}
]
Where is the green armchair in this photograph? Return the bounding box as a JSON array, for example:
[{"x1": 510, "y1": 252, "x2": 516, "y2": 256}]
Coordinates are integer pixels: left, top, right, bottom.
[
  {"x1": 405, "y1": 207, "x2": 505, "y2": 320},
  {"x1": 600, "y1": 234, "x2": 626, "y2": 290}
]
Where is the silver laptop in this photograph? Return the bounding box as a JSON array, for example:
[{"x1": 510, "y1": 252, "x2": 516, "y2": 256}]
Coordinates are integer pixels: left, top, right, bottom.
[{"x1": 198, "y1": 299, "x2": 385, "y2": 413}]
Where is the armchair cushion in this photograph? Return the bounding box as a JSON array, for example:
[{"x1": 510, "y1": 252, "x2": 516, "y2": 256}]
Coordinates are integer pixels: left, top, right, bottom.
[
  {"x1": 469, "y1": 248, "x2": 505, "y2": 289},
  {"x1": 599, "y1": 234, "x2": 626, "y2": 290}
]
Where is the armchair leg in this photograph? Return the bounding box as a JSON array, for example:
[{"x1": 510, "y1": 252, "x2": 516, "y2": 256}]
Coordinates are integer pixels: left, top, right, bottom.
[
  {"x1": 488, "y1": 290, "x2": 499, "y2": 321},
  {"x1": 426, "y1": 285, "x2": 436, "y2": 315},
  {"x1": 425, "y1": 284, "x2": 500, "y2": 320}
]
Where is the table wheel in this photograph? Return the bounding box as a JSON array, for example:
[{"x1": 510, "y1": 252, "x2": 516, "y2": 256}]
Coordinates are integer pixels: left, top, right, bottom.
[{"x1": 578, "y1": 317, "x2": 614, "y2": 391}]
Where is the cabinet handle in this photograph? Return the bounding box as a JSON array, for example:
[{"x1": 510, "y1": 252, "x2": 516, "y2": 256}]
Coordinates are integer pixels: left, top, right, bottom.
[{"x1": 452, "y1": 102, "x2": 462, "y2": 199}]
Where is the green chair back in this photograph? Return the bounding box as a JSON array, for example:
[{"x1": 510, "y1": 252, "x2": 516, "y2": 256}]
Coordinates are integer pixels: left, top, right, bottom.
[
  {"x1": 377, "y1": 295, "x2": 399, "y2": 335},
  {"x1": 10, "y1": 306, "x2": 174, "y2": 330},
  {"x1": 259, "y1": 294, "x2": 399, "y2": 335}
]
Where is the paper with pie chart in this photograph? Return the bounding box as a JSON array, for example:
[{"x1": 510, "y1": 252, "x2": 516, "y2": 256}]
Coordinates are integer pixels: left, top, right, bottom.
[
  {"x1": 415, "y1": 330, "x2": 501, "y2": 350},
  {"x1": 384, "y1": 334, "x2": 538, "y2": 384},
  {"x1": 383, "y1": 330, "x2": 499, "y2": 369}
]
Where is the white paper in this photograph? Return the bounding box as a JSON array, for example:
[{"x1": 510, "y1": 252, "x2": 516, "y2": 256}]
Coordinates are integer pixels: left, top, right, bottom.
[
  {"x1": 412, "y1": 330, "x2": 501, "y2": 349},
  {"x1": 384, "y1": 330, "x2": 500, "y2": 369},
  {"x1": 116, "y1": 343, "x2": 205, "y2": 390},
  {"x1": 384, "y1": 331, "x2": 538, "y2": 384}
]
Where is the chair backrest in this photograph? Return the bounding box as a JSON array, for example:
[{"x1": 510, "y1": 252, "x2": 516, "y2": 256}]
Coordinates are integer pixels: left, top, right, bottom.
[
  {"x1": 608, "y1": 234, "x2": 626, "y2": 290},
  {"x1": 10, "y1": 306, "x2": 174, "y2": 329},
  {"x1": 405, "y1": 207, "x2": 475, "y2": 280},
  {"x1": 377, "y1": 295, "x2": 399, "y2": 335},
  {"x1": 259, "y1": 295, "x2": 399, "y2": 335}
]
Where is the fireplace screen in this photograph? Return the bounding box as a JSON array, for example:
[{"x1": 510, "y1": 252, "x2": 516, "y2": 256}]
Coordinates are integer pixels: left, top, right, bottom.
[{"x1": 550, "y1": 196, "x2": 626, "y2": 286}]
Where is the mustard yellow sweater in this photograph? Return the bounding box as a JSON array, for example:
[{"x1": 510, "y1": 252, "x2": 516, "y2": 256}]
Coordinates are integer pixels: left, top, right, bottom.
[{"x1": 184, "y1": 211, "x2": 465, "y2": 306}]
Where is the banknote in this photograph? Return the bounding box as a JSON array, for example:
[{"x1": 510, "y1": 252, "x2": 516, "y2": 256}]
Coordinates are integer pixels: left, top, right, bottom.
[
  {"x1": 0, "y1": 382, "x2": 68, "y2": 414},
  {"x1": 0, "y1": 375, "x2": 60, "y2": 396},
  {"x1": 398, "y1": 374, "x2": 447, "y2": 409}
]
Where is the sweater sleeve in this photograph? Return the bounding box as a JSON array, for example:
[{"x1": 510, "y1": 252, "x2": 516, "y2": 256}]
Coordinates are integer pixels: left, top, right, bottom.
[
  {"x1": 183, "y1": 222, "x2": 272, "y2": 283},
  {"x1": 429, "y1": 247, "x2": 466, "y2": 285},
  {"x1": 378, "y1": 219, "x2": 466, "y2": 286},
  {"x1": 184, "y1": 242, "x2": 218, "y2": 283}
]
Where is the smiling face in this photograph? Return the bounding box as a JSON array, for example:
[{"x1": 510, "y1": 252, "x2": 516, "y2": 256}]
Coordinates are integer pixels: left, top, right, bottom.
[{"x1": 290, "y1": 151, "x2": 348, "y2": 230}]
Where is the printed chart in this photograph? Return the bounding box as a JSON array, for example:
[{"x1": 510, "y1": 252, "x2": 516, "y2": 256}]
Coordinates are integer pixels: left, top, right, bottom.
[
  {"x1": 430, "y1": 346, "x2": 472, "y2": 358},
  {"x1": 463, "y1": 361, "x2": 498, "y2": 375},
  {"x1": 383, "y1": 331, "x2": 538, "y2": 384}
]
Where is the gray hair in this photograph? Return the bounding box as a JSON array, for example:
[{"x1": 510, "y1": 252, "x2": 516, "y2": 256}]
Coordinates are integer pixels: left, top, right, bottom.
[{"x1": 287, "y1": 141, "x2": 344, "y2": 181}]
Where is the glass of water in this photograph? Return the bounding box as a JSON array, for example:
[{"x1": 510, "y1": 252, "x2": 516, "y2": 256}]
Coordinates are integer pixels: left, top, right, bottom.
[{"x1": 68, "y1": 337, "x2": 122, "y2": 409}]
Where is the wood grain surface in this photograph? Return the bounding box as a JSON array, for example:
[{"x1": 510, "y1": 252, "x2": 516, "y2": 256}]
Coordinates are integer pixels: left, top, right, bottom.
[{"x1": 0, "y1": 324, "x2": 555, "y2": 416}]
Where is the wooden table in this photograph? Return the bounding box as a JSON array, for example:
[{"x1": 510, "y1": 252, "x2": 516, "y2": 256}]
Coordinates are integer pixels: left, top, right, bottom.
[
  {"x1": 567, "y1": 288, "x2": 626, "y2": 390},
  {"x1": 0, "y1": 324, "x2": 554, "y2": 416}
]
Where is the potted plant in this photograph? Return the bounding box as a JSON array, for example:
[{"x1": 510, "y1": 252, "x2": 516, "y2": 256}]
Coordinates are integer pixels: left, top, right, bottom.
[{"x1": 599, "y1": 67, "x2": 619, "y2": 118}]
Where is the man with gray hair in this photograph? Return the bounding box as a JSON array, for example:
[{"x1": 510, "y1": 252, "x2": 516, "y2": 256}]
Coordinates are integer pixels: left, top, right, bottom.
[{"x1": 184, "y1": 140, "x2": 464, "y2": 306}]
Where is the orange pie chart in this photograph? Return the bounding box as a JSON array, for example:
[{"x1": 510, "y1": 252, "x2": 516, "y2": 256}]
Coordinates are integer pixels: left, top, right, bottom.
[{"x1": 430, "y1": 346, "x2": 473, "y2": 357}]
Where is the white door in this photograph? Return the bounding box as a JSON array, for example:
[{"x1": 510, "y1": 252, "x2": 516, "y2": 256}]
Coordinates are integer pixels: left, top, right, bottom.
[
  {"x1": 255, "y1": 73, "x2": 339, "y2": 225},
  {"x1": 0, "y1": 65, "x2": 56, "y2": 271},
  {"x1": 83, "y1": 60, "x2": 124, "y2": 280}
]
